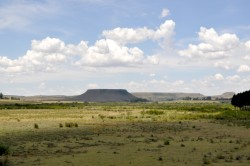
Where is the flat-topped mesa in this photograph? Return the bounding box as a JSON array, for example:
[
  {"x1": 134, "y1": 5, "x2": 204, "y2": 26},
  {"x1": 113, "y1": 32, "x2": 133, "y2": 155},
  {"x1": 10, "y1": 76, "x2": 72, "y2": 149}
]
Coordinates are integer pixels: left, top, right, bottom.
[{"x1": 75, "y1": 89, "x2": 139, "y2": 102}]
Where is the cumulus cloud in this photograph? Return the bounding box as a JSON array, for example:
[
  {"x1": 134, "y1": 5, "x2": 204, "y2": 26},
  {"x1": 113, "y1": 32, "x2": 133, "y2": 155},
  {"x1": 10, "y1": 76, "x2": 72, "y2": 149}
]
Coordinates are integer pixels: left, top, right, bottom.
[
  {"x1": 75, "y1": 39, "x2": 147, "y2": 66},
  {"x1": 102, "y1": 20, "x2": 175, "y2": 45},
  {"x1": 0, "y1": 37, "x2": 88, "y2": 73},
  {"x1": 245, "y1": 41, "x2": 250, "y2": 50},
  {"x1": 179, "y1": 27, "x2": 240, "y2": 59},
  {"x1": 237, "y1": 65, "x2": 250, "y2": 72},
  {"x1": 72, "y1": 20, "x2": 175, "y2": 67},
  {"x1": 102, "y1": 27, "x2": 154, "y2": 45},
  {"x1": 214, "y1": 73, "x2": 224, "y2": 81},
  {"x1": 214, "y1": 61, "x2": 231, "y2": 70},
  {"x1": 0, "y1": 20, "x2": 176, "y2": 73},
  {"x1": 161, "y1": 8, "x2": 170, "y2": 18}
]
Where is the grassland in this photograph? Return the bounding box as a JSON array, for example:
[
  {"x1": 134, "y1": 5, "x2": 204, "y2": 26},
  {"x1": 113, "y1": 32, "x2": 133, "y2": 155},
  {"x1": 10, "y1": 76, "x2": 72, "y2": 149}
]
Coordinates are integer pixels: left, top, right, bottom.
[{"x1": 0, "y1": 101, "x2": 250, "y2": 165}]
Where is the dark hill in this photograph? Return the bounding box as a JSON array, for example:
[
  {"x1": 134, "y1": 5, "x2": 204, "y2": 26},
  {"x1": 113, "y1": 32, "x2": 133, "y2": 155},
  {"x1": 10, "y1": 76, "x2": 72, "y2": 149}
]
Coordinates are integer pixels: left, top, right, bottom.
[{"x1": 73, "y1": 89, "x2": 139, "y2": 102}]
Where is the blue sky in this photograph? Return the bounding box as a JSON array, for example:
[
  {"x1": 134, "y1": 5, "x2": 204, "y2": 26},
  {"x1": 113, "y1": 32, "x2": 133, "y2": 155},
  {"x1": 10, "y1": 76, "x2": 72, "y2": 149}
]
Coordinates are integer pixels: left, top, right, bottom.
[{"x1": 1, "y1": 0, "x2": 250, "y2": 95}]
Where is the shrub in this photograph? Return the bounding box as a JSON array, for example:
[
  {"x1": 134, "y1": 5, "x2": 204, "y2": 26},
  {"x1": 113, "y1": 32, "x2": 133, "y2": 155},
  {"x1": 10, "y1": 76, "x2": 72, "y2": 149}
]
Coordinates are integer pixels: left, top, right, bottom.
[
  {"x1": 216, "y1": 154, "x2": 225, "y2": 159},
  {"x1": 158, "y1": 156, "x2": 163, "y2": 161},
  {"x1": 98, "y1": 114, "x2": 105, "y2": 120},
  {"x1": 164, "y1": 140, "x2": 170, "y2": 145},
  {"x1": 59, "y1": 123, "x2": 63, "y2": 128},
  {"x1": 0, "y1": 144, "x2": 9, "y2": 156},
  {"x1": 65, "y1": 122, "x2": 78, "y2": 128},
  {"x1": 34, "y1": 123, "x2": 39, "y2": 129},
  {"x1": 65, "y1": 122, "x2": 73, "y2": 127},
  {"x1": 203, "y1": 157, "x2": 210, "y2": 165}
]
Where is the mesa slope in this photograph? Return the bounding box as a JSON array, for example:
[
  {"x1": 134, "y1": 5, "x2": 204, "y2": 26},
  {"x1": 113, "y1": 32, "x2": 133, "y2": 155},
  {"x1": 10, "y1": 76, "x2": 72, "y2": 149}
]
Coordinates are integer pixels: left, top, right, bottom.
[{"x1": 72, "y1": 89, "x2": 139, "y2": 102}]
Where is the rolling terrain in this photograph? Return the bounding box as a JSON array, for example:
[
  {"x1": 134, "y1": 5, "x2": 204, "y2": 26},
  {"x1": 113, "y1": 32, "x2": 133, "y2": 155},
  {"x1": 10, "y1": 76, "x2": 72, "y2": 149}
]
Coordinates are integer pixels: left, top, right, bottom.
[{"x1": 3, "y1": 90, "x2": 235, "y2": 102}]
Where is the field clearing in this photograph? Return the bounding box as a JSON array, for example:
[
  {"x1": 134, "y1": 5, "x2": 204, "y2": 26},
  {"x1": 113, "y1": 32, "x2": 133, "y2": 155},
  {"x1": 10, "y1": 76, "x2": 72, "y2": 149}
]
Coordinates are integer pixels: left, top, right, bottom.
[{"x1": 0, "y1": 102, "x2": 250, "y2": 165}]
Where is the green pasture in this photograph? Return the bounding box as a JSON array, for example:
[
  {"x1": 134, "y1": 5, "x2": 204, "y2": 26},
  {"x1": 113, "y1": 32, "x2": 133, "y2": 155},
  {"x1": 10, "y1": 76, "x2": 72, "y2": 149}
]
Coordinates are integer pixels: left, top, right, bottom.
[{"x1": 0, "y1": 101, "x2": 250, "y2": 165}]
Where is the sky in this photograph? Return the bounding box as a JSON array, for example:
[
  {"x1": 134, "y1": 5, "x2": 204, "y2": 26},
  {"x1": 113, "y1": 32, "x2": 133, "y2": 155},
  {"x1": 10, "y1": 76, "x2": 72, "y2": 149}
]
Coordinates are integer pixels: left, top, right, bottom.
[{"x1": 1, "y1": 0, "x2": 250, "y2": 96}]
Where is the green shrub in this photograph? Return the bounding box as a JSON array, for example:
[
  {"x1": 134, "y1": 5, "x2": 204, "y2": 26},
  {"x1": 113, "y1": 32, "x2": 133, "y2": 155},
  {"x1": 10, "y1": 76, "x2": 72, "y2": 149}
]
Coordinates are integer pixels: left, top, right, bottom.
[
  {"x1": 216, "y1": 154, "x2": 225, "y2": 159},
  {"x1": 164, "y1": 140, "x2": 170, "y2": 145},
  {"x1": 65, "y1": 122, "x2": 73, "y2": 127},
  {"x1": 65, "y1": 122, "x2": 78, "y2": 128},
  {"x1": 34, "y1": 123, "x2": 39, "y2": 129},
  {"x1": 0, "y1": 144, "x2": 9, "y2": 156}
]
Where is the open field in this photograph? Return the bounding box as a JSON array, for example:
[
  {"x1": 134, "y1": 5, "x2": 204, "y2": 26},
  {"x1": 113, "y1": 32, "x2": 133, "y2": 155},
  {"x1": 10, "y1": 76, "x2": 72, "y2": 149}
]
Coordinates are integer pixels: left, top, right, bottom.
[{"x1": 1, "y1": 101, "x2": 250, "y2": 165}]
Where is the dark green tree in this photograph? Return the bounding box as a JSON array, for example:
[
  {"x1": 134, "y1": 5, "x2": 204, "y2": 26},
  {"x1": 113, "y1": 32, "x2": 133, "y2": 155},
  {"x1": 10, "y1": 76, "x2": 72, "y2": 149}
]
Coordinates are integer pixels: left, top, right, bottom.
[
  {"x1": 0, "y1": 93, "x2": 3, "y2": 99},
  {"x1": 231, "y1": 90, "x2": 250, "y2": 110}
]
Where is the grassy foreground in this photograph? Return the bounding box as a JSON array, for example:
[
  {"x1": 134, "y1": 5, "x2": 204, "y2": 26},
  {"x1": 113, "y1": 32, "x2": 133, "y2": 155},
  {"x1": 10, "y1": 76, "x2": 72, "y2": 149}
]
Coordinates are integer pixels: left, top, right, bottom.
[{"x1": 0, "y1": 101, "x2": 250, "y2": 165}]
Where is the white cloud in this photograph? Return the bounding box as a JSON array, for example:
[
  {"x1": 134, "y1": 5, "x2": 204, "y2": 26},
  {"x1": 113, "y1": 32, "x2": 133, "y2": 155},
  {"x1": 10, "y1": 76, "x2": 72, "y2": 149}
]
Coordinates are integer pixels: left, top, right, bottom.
[
  {"x1": 102, "y1": 27, "x2": 154, "y2": 45},
  {"x1": 243, "y1": 56, "x2": 250, "y2": 60},
  {"x1": 245, "y1": 40, "x2": 250, "y2": 50},
  {"x1": 1, "y1": 20, "x2": 175, "y2": 73},
  {"x1": 179, "y1": 27, "x2": 240, "y2": 59},
  {"x1": 226, "y1": 75, "x2": 240, "y2": 81},
  {"x1": 0, "y1": 37, "x2": 89, "y2": 73},
  {"x1": 0, "y1": 20, "x2": 175, "y2": 71},
  {"x1": 161, "y1": 8, "x2": 170, "y2": 18},
  {"x1": 237, "y1": 64, "x2": 250, "y2": 72},
  {"x1": 214, "y1": 61, "x2": 231, "y2": 70},
  {"x1": 75, "y1": 39, "x2": 147, "y2": 66},
  {"x1": 75, "y1": 20, "x2": 175, "y2": 67},
  {"x1": 214, "y1": 73, "x2": 224, "y2": 81},
  {"x1": 154, "y1": 20, "x2": 175, "y2": 47},
  {"x1": 0, "y1": 56, "x2": 15, "y2": 66},
  {"x1": 102, "y1": 20, "x2": 175, "y2": 45}
]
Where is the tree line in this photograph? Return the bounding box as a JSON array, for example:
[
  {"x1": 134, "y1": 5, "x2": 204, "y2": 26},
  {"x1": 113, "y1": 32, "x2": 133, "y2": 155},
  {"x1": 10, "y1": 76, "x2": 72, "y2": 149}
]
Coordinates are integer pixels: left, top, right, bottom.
[{"x1": 231, "y1": 90, "x2": 250, "y2": 110}]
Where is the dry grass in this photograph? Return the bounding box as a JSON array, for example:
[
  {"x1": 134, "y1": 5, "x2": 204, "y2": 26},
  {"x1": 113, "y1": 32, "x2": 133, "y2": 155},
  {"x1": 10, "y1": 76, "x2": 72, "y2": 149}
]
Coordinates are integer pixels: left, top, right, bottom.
[{"x1": 0, "y1": 102, "x2": 250, "y2": 165}]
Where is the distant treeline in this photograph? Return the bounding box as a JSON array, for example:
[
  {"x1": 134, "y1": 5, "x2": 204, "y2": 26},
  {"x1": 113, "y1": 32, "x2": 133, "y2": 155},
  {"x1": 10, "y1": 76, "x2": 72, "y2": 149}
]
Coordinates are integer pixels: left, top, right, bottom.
[
  {"x1": 182, "y1": 96, "x2": 212, "y2": 101},
  {"x1": 231, "y1": 90, "x2": 250, "y2": 110},
  {"x1": 0, "y1": 92, "x2": 20, "y2": 100},
  {"x1": 0, "y1": 102, "x2": 89, "y2": 109}
]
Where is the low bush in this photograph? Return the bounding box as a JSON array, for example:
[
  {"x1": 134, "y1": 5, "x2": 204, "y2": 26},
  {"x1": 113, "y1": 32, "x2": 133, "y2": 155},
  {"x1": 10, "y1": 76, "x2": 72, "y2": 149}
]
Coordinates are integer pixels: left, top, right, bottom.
[
  {"x1": 65, "y1": 122, "x2": 78, "y2": 128},
  {"x1": 164, "y1": 140, "x2": 170, "y2": 145},
  {"x1": 0, "y1": 144, "x2": 9, "y2": 156},
  {"x1": 34, "y1": 123, "x2": 39, "y2": 129}
]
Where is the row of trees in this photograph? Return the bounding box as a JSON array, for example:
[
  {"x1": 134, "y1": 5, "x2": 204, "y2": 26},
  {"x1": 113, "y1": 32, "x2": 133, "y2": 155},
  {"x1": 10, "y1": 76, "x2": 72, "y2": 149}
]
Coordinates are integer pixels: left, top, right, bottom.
[{"x1": 231, "y1": 90, "x2": 250, "y2": 110}]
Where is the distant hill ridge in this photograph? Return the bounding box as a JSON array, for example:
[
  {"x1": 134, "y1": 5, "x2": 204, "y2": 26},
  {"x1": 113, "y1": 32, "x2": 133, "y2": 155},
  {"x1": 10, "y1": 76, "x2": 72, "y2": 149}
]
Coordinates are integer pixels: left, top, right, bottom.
[
  {"x1": 212, "y1": 92, "x2": 235, "y2": 99},
  {"x1": 6, "y1": 90, "x2": 235, "y2": 102},
  {"x1": 132, "y1": 92, "x2": 204, "y2": 101},
  {"x1": 73, "y1": 89, "x2": 139, "y2": 102}
]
